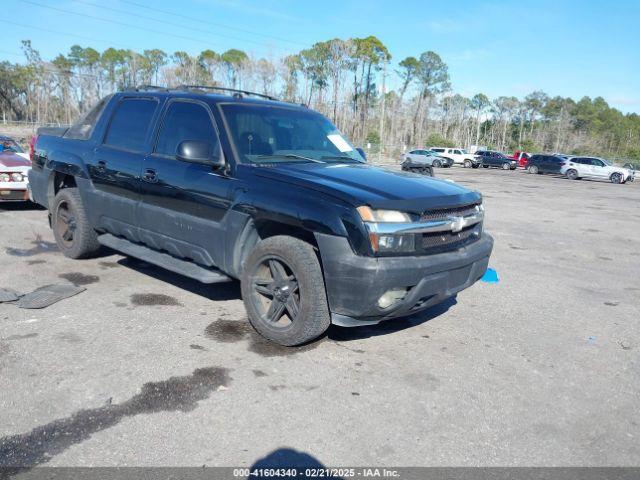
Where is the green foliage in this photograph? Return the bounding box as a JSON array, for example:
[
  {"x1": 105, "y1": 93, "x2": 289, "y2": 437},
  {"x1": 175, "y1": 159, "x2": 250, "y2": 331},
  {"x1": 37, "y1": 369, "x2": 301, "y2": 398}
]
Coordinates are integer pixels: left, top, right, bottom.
[
  {"x1": 365, "y1": 131, "x2": 380, "y2": 145},
  {"x1": 425, "y1": 133, "x2": 454, "y2": 147}
]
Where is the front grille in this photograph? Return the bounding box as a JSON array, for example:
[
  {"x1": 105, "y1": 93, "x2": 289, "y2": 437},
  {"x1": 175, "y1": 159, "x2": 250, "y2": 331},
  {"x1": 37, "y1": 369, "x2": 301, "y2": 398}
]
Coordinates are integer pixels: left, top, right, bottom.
[
  {"x1": 421, "y1": 203, "x2": 479, "y2": 221},
  {"x1": 421, "y1": 223, "x2": 481, "y2": 254}
]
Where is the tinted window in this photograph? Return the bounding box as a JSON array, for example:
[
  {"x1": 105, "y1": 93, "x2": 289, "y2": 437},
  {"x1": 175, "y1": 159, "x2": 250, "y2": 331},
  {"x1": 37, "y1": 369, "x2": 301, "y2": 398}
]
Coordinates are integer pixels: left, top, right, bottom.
[
  {"x1": 155, "y1": 101, "x2": 218, "y2": 156},
  {"x1": 592, "y1": 159, "x2": 604, "y2": 167},
  {"x1": 104, "y1": 98, "x2": 158, "y2": 151},
  {"x1": 409, "y1": 150, "x2": 418, "y2": 154},
  {"x1": 454, "y1": 150, "x2": 461, "y2": 155},
  {"x1": 65, "y1": 95, "x2": 112, "y2": 140}
]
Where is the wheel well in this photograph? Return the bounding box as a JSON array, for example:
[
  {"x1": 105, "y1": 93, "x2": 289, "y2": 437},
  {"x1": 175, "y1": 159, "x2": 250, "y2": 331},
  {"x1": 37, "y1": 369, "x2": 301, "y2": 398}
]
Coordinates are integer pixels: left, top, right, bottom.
[
  {"x1": 235, "y1": 220, "x2": 320, "y2": 277},
  {"x1": 255, "y1": 220, "x2": 318, "y2": 249},
  {"x1": 52, "y1": 171, "x2": 76, "y2": 194}
]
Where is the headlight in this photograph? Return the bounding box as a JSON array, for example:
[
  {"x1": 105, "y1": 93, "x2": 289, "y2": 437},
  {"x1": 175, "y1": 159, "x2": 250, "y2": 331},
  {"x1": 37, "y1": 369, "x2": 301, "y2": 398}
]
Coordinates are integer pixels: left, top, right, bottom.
[
  {"x1": 357, "y1": 206, "x2": 411, "y2": 223},
  {"x1": 357, "y1": 206, "x2": 415, "y2": 253},
  {"x1": 10, "y1": 172, "x2": 24, "y2": 182},
  {"x1": 0, "y1": 173, "x2": 10, "y2": 182}
]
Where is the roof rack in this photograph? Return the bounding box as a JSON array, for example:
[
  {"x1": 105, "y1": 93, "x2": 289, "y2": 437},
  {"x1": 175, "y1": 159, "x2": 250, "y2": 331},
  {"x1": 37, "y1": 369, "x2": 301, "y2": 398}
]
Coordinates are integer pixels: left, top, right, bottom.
[
  {"x1": 126, "y1": 85, "x2": 170, "y2": 92},
  {"x1": 177, "y1": 85, "x2": 278, "y2": 101}
]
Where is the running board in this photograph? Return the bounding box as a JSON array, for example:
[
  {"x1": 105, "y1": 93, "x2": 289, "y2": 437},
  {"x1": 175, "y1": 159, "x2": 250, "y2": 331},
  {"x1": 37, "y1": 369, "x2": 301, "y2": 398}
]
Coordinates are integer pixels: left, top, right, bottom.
[{"x1": 98, "y1": 234, "x2": 232, "y2": 284}]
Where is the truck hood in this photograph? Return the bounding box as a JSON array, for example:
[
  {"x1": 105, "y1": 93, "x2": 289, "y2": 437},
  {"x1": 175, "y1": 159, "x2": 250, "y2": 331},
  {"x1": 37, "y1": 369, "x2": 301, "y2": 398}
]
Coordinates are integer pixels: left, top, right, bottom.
[
  {"x1": 249, "y1": 162, "x2": 481, "y2": 212},
  {"x1": 0, "y1": 151, "x2": 31, "y2": 170}
]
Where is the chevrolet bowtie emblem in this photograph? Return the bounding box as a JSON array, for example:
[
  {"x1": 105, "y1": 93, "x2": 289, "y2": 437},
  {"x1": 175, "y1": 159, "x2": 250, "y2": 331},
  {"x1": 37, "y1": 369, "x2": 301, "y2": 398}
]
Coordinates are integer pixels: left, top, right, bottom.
[{"x1": 450, "y1": 216, "x2": 465, "y2": 233}]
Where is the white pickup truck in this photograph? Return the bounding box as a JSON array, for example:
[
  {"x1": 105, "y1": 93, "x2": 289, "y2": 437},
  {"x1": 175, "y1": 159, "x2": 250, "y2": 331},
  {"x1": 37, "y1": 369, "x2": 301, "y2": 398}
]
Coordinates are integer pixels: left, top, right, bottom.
[{"x1": 429, "y1": 147, "x2": 480, "y2": 168}]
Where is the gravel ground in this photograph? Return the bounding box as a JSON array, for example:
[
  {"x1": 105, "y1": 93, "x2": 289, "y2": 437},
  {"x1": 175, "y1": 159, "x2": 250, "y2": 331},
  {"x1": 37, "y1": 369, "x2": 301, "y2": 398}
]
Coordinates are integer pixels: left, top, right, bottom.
[{"x1": 0, "y1": 166, "x2": 638, "y2": 468}]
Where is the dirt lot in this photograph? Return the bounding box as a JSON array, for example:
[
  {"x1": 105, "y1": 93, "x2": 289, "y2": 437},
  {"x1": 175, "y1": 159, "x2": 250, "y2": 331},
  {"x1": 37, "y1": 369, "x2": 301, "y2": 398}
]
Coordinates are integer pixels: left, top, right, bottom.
[{"x1": 1, "y1": 167, "x2": 639, "y2": 468}]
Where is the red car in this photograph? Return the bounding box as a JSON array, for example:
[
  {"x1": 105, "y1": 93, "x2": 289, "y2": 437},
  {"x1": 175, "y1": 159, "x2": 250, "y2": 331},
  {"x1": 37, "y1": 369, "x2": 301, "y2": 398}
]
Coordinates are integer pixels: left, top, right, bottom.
[
  {"x1": 0, "y1": 136, "x2": 31, "y2": 202},
  {"x1": 509, "y1": 150, "x2": 531, "y2": 168}
]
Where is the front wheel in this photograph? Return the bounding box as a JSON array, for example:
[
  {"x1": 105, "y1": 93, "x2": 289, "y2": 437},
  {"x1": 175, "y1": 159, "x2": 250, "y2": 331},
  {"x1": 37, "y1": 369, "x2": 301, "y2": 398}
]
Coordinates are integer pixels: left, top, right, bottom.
[
  {"x1": 241, "y1": 235, "x2": 330, "y2": 346},
  {"x1": 610, "y1": 172, "x2": 623, "y2": 184},
  {"x1": 565, "y1": 169, "x2": 579, "y2": 180},
  {"x1": 432, "y1": 160, "x2": 442, "y2": 168},
  {"x1": 502, "y1": 162, "x2": 511, "y2": 170},
  {"x1": 51, "y1": 188, "x2": 100, "y2": 259}
]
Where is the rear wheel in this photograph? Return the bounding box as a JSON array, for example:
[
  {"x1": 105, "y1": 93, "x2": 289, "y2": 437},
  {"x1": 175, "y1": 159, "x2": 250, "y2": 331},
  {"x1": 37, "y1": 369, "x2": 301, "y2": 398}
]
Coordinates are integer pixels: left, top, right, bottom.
[
  {"x1": 463, "y1": 159, "x2": 472, "y2": 168},
  {"x1": 51, "y1": 188, "x2": 100, "y2": 259},
  {"x1": 528, "y1": 165, "x2": 539, "y2": 174},
  {"x1": 241, "y1": 235, "x2": 330, "y2": 346},
  {"x1": 482, "y1": 164, "x2": 489, "y2": 168},
  {"x1": 566, "y1": 169, "x2": 579, "y2": 180},
  {"x1": 610, "y1": 172, "x2": 623, "y2": 184}
]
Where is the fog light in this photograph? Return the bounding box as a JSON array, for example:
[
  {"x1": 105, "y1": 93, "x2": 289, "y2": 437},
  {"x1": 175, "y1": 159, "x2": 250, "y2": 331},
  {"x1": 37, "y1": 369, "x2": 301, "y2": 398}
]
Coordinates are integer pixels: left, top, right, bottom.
[{"x1": 377, "y1": 287, "x2": 409, "y2": 309}]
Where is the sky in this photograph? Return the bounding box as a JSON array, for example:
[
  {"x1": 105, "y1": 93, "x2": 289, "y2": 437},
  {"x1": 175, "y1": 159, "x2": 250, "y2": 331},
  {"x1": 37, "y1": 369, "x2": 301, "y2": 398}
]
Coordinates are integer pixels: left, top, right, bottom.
[{"x1": 2, "y1": 0, "x2": 639, "y2": 113}]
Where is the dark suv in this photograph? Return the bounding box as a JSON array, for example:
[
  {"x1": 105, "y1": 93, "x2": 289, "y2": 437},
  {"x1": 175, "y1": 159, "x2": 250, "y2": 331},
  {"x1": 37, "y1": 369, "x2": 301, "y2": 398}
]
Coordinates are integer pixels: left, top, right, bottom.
[
  {"x1": 526, "y1": 154, "x2": 566, "y2": 175},
  {"x1": 29, "y1": 86, "x2": 493, "y2": 346},
  {"x1": 475, "y1": 150, "x2": 517, "y2": 170}
]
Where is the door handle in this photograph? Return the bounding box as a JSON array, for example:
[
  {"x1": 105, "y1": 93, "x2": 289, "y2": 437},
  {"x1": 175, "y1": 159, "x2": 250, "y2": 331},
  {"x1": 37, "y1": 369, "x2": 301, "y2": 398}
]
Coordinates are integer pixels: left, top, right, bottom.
[{"x1": 142, "y1": 168, "x2": 158, "y2": 183}]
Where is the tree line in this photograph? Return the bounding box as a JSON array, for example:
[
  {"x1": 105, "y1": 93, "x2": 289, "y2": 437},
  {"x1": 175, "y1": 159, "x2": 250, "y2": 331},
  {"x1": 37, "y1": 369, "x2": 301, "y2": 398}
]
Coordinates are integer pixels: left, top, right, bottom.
[{"x1": 1, "y1": 38, "x2": 639, "y2": 161}]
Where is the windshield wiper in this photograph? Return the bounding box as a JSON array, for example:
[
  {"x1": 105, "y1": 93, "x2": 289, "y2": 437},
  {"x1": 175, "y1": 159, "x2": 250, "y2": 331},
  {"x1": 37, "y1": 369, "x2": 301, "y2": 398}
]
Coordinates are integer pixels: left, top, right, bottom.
[
  {"x1": 320, "y1": 155, "x2": 363, "y2": 163},
  {"x1": 254, "y1": 154, "x2": 324, "y2": 163}
]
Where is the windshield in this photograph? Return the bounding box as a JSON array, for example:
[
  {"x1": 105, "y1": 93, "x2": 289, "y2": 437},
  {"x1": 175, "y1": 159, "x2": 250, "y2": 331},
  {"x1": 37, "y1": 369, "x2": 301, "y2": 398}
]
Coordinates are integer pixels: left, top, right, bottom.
[
  {"x1": 220, "y1": 104, "x2": 365, "y2": 164},
  {"x1": 459, "y1": 149, "x2": 468, "y2": 154},
  {"x1": 601, "y1": 158, "x2": 612, "y2": 166},
  {"x1": 0, "y1": 139, "x2": 24, "y2": 153}
]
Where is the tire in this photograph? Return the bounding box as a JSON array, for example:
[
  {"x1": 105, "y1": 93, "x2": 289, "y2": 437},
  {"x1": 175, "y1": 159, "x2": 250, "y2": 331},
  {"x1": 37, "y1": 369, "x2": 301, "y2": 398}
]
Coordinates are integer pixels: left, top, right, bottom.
[
  {"x1": 241, "y1": 235, "x2": 330, "y2": 346},
  {"x1": 482, "y1": 164, "x2": 489, "y2": 168},
  {"x1": 610, "y1": 172, "x2": 623, "y2": 184},
  {"x1": 51, "y1": 187, "x2": 100, "y2": 259},
  {"x1": 432, "y1": 160, "x2": 442, "y2": 168},
  {"x1": 528, "y1": 165, "x2": 539, "y2": 174},
  {"x1": 463, "y1": 159, "x2": 472, "y2": 168},
  {"x1": 565, "y1": 169, "x2": 579, "y2": 180},
  {"x1": 472, "y1": 163, "x2": 480, "y2": 169},
  {"x1": 502, "y1": 162, "x2": 510, "y2": 170}
]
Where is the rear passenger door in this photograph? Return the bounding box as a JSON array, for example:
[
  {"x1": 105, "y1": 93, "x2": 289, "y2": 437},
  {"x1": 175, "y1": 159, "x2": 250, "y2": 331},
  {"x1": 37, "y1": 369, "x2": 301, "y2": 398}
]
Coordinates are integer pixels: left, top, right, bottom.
[
  {"x1": 138, "y1": 98, "x2": 232, "y2": 268},
  {"x1": 88, "y1": 96, "x2": 160, "y2": 239}
]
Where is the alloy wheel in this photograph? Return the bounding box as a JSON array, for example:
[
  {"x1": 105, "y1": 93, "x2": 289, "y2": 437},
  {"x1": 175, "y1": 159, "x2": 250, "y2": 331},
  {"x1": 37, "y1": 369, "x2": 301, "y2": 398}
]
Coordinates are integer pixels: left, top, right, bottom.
[
  {"x1": 55, "y1": 200, "x2": 77, "y2": 248},
  {"x1": 250, "y1": 256, "x2": 300, "y2": 327}
]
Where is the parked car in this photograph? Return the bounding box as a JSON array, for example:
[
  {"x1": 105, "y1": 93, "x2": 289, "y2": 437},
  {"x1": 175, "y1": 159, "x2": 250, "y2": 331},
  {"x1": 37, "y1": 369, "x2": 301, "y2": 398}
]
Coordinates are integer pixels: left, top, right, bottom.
[
  {"x1": 562, "y1": 156, "x2": 632, "y2": 183},
  {"x1": 526, "y1": 154, "x2": 566, "y2": 175},
  {"x1": 401, "y1": 149, "x2": 452, "y2": 168},
  {"x1": 475, "y1": 150, "x2": 517, "y2": 170},
  {"x1": 508, "y1": 150, "x2": 531, "y2": 168},
  {"x1": 0, "y1": 137, "x2": 31, "y2": 202},
  {"x1": 29, "y1": 86, "x2": 493, "y2": 346},
  {"x1": 429, "y1": 147, "x2": 480, "y2": 168}
]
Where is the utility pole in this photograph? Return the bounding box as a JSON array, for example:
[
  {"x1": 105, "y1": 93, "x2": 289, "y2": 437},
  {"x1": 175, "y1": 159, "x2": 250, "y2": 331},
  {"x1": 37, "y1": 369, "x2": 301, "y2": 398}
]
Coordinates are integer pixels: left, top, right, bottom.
[{"x1": 378, "y1": 61, "x2": 387, "y2": 163}]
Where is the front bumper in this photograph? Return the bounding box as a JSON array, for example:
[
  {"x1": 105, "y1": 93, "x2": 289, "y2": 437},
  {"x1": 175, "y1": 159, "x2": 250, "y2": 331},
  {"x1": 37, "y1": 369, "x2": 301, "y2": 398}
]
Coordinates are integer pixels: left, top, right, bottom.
[
  {"x1": 315, "y1": 233, "x2": 494, "y2": 326},
  {"x1": 0, "y1": 183, "x2": 29, "y2": 201}
]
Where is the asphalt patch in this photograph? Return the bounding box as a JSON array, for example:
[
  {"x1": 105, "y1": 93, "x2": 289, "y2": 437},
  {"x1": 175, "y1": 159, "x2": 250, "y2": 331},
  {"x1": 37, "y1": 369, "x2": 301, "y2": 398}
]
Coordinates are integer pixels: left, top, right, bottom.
[
  {"x1": 130, "y1": 293, "x2": 183, "y2": 306},
  {"x1": 0, "y1": 366, "x2": 231, "y2": 469},
  {"x1": 58, "y1": 272, "x2": 100, "y2": 286}
]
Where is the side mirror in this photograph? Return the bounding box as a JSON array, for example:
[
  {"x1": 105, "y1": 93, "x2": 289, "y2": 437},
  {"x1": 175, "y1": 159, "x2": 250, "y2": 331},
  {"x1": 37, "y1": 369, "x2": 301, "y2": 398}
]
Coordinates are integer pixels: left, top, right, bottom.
[
  {"x1": 176, "y1": 140, "x2": 224, "y2": 168},
  {"x1": 356, "y1": 147, "x2": 367, "y2": 161}
]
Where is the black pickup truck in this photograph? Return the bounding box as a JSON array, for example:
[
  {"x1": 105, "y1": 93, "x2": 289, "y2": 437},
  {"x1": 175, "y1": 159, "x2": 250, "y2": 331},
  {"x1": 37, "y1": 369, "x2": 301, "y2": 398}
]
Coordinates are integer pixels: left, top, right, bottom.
[{"x1": 29, "y1": 86, "x2": 493, "y2": 345}]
